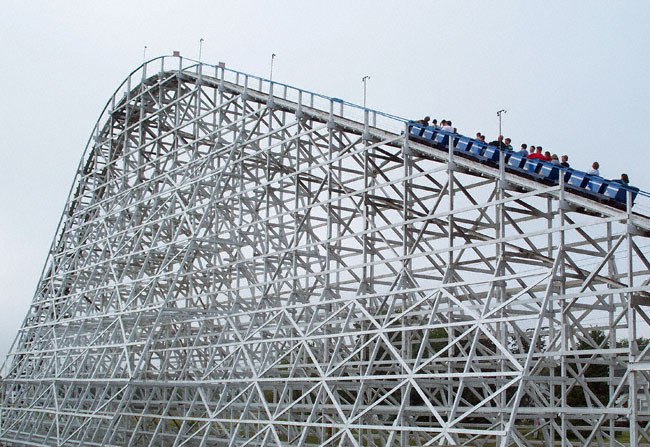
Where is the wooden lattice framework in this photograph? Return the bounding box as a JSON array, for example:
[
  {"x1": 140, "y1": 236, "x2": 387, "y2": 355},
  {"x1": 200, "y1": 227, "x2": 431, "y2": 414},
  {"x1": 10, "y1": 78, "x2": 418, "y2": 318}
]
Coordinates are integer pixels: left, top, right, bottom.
[{"x1": 1, "y1": 56, "x2": 650, "y2": 446}]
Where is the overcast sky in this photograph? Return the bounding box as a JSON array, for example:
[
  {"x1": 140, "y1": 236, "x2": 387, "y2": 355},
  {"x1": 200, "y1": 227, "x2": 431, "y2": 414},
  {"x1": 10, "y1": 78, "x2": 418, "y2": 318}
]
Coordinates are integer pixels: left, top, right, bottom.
[{"x1": 1, "y1": 1, "x2": 649, "y2": 362}]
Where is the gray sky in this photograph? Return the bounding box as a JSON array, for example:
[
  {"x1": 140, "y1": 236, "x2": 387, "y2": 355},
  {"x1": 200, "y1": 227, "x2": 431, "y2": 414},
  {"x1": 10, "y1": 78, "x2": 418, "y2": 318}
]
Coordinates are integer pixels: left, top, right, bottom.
[{"x1": 1, "y1": 1, "x2": 649, "y2": 362}]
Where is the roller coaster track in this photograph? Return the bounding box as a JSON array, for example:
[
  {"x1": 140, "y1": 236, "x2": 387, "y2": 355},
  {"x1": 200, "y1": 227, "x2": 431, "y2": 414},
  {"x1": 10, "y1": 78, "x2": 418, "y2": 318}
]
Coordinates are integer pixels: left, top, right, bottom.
[{"x1": 1, "y1": 56, "x2": 649, "y2": 447}]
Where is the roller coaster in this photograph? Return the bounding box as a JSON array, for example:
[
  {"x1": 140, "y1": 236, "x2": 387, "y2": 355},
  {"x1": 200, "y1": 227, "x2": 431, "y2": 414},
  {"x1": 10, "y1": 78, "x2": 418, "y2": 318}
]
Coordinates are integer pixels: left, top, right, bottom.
[
  {"x1": 1, "y1": 55, "x2": 650, "y2": 446},
  {"x1": 408, "y1": 123, "x2": 639, "y2": 210}
]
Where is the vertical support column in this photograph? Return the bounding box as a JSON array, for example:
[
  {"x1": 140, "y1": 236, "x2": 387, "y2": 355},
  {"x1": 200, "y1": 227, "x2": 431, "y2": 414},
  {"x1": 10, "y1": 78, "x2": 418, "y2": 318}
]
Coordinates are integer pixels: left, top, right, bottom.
[
  {"x1": 211, "y1": 65, "x2": 218, "y2": 149},
  {"x1": 360, "y1": 111, "x2": 369, "y2": 435},
  {"x1": 152, "y1": 63, "x2": 163, "y2": 178},
  {"x1": 216, "y1": 65, "x2": 225, "y2": 170},
  {"x1": 547, "y1": 197, "x2": 553, "y2": 257},
  {"x1": 497, "y1": 150, "x2": 507, "y2": 433},
  {"x1": 324, "y1": 99, "x2": 335, "y2": 428},
  {"x1": 193, "y1": 63, "x2": 202, "y2": 164},
  {"x1": 542, "y1": 194, "x2": 555, "y2": 446},
  {"x1": 124, "y1": 75, "x2": 133, "y2": 193},
  {"x1": 173, "y1": 67, "x2": 182, "y2": 170},
  {"x1": 326, "y1": 100, "x2": 335, "y2": 288},
  {"x1": 606, "y1": 221, "x2": 616, "y2": 447},
  {"x1": 110, "y1": 93, "x2": 117, "y2": 172},
  {"x1": 136, "y1": 70, "x2": 146, "y2": 194},
  {"x1": 335, "y1": 115, "x2": 342, "y2": 292},
  {"x1": 447, "y1": 130, "x2": 456, "y2": 411},
  {"x1": 268, "y1": 79, "x2": 275, "y2": 109},
  {"x1": 369, "y1": 118, "x2": 376, "y2": 285},
  {"x1": 401, "y1": 121, "x2": 413, "y2": 446},
  {"x1": 235, "y1": 87, "x2": 245, "y2": 318},
  {"x1": 402, "y1": 121, "x2": 412, "y2": 274},
  {"x1": 447, "y1": 137, "x2": 455, "y2": 271},
  {"x1": 292, "y1": 91, "x2": 302, "y2": 300},
  {"x1": 218, "y1": 64, "x2": 225, "y2": 92},
  {"x1": 559, "y1": 174, "x2": 568, "y2": 447},
  {"x1": 626, "y1": 190, "x2": 638, "y2": 447},
  {"x1": 264, "y1": 90, "x2": 272, "y2": 303},
  {"x1": 141, "y1": 57, "x2": 148, "y2": 86},
  {"x1": 362, "y1": 110, "x2": 370, "y2": 284}
]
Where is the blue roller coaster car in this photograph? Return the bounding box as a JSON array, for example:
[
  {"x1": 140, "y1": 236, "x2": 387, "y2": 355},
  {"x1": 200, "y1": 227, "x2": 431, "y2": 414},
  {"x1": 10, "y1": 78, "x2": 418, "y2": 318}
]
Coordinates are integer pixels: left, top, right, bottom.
[{"x1": 407, "y1": 121, "x2": 638, "y2": 208}]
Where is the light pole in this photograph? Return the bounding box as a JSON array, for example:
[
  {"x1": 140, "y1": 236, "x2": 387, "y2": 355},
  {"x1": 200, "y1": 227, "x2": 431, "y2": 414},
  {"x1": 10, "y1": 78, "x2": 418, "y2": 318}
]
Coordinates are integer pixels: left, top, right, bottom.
[
  {"x1": 270, "y1": 53, "x2": 276, "y2": 81},
  {"x1": 198, "y1": 38, "x2": 204, "y2": 62},
  {"x1": 143, "y1": 45, "x2": 147, "y2": 63},
  {"x1": 497, "y1": 109, "x2": 507, "y2": 136},
  {"x1": 362, "y1": 76, "x2": 370, "y2": 109}
]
